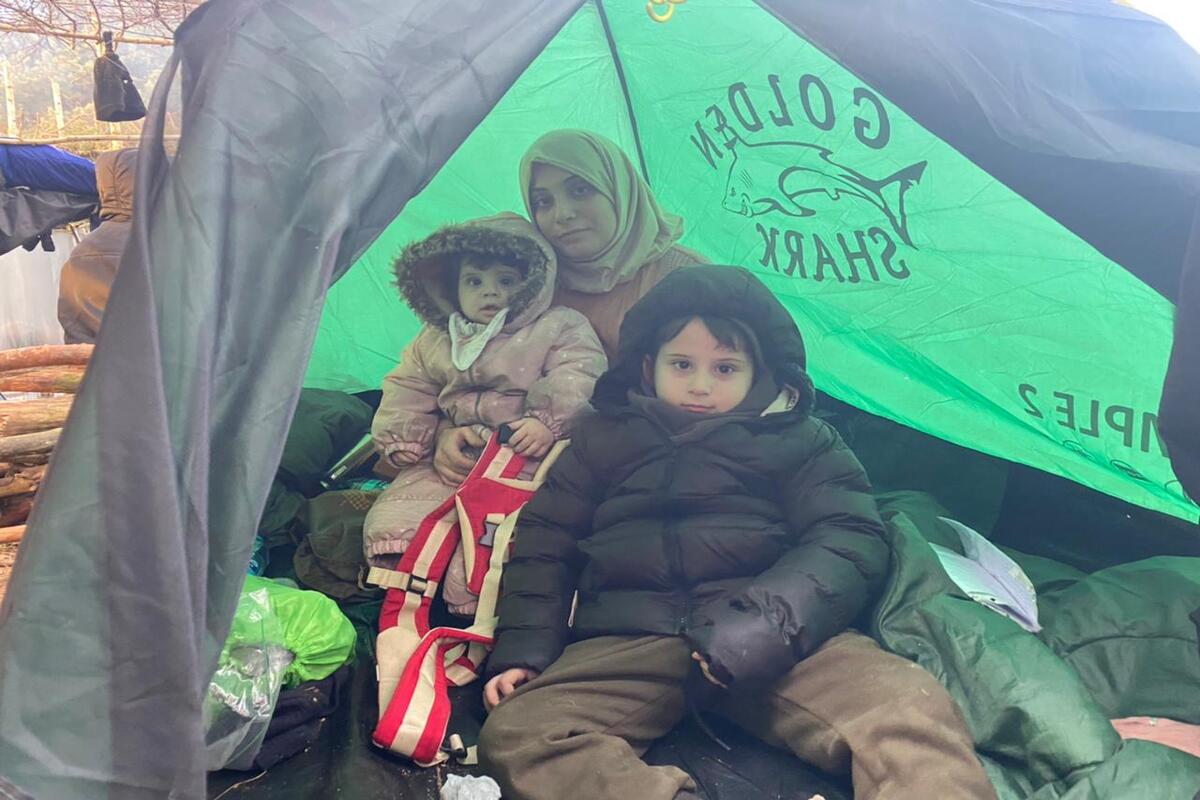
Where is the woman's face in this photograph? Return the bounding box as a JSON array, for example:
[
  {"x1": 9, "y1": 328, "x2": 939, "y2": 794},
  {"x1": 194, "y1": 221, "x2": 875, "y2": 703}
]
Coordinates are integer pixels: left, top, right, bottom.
[{"x1": 528, "y1": 163, "x2": 619, "y2": 261}]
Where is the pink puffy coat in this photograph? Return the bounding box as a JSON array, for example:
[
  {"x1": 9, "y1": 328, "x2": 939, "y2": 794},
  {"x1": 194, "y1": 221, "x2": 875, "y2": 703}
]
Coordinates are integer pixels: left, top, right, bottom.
[{"x1": 364, "y1": 213, "x2": 606, "y2": 613}]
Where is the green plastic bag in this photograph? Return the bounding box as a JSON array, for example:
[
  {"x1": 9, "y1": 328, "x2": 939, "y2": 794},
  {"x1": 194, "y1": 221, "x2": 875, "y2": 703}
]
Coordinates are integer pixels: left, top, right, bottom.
[
  {"x1": 206, "y1": 585, "x2": 293, "y2": 770},
  {"x1": 242, "y1": 576, "x2": 357, "y2": 688}
]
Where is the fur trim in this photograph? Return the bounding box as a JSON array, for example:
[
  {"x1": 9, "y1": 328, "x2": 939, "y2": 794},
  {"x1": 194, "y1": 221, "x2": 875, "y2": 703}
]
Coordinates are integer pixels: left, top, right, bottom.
[{"x1": 393, "y1": 217, "x2": 551, "y2": 328}]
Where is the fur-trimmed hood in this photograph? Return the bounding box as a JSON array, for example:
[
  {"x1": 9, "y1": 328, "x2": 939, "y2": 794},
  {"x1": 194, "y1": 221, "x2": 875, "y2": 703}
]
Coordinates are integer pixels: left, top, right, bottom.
[{"x1": 394, "y1": 212, "x2": 557, "y2": 331}]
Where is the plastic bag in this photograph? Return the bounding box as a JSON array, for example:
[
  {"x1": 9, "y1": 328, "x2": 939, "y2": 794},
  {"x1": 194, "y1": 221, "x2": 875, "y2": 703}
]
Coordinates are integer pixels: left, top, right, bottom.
[
  {"x1": 440, "y1": 775, "x2": 502, "y2": 800},
  {"x1": 243, "y1": 575, "x2": 356, "y2": 687},
  {"x1": 204, "y1": 586, "x2": 294, "y2": 771}
]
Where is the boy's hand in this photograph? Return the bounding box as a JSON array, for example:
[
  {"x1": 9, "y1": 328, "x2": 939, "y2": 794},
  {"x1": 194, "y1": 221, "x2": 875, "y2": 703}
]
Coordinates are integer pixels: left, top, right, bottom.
[
  {"x1": 691, "y1": 651, "x2": 728, "y2": 689},
  {"x1": 483, "y1": 667, "x2": 540, "y2": 711},
  {"x1": 434, "y1": 425, "x2": 486, "y2": 484},
  {"x1": 508, "y1": 417, "x2": 554, "y2": 458}
]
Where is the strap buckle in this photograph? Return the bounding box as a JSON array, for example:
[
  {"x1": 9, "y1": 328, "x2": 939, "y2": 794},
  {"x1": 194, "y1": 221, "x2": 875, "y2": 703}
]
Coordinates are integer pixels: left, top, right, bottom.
[{"x1": 365, "y1": 566, "x2": 439, "y2": 597}]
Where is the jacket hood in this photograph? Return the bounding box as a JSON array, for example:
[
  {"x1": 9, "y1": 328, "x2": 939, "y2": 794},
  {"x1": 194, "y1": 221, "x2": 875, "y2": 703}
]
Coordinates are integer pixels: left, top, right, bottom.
[
  {"x1": 96, "y1": 148, "x2": 137, "y2": 222},
  {"x1": 593, "y1": 265, "x2": 815, "y2": 413},
  {"x1": 393, "y1": 212, "x2": 557, "y2": 330}
]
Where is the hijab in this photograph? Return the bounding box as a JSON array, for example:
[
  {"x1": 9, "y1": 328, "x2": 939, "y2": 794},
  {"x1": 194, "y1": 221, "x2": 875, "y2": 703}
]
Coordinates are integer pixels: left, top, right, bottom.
[{"x1": 520, "y1": 129, "x2": 684, "y2": 294}]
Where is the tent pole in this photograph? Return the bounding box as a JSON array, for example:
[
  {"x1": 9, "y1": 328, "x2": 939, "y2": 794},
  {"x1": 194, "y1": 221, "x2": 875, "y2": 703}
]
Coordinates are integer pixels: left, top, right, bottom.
[{"x1": 593, "y1": 0, "x2": 651, "y2": 182}]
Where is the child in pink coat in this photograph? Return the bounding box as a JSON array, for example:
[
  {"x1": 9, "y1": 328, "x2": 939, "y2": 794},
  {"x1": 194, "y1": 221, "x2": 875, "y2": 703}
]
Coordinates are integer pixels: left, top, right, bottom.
[{"x1": 363, "y1": 213, "x2": 606, "y2": 615}]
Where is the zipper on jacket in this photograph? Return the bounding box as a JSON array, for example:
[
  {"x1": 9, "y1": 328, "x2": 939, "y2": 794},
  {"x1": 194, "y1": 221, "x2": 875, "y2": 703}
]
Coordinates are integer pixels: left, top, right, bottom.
[
  {"x1": 661, "y1": 451, "x2": 689, "y2": 635},
  {"x1": 664, "y1": 517, "x2": 688, "y2": 635}
]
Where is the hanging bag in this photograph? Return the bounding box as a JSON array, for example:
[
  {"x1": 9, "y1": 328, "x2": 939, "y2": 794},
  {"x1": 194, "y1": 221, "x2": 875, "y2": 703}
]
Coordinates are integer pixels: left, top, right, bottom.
[{"x1": 93, "y1": 32, "x2": 147, "y2": 122}]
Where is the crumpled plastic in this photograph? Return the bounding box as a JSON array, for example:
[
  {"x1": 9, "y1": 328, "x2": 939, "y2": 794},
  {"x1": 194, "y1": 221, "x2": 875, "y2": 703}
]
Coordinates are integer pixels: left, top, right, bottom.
[
  {"x1": 440, "y1": 774, "x2": 502, "y2": 800},
  {"x1": 204, "y1": 586, "x2": 295, "y2": 771}
]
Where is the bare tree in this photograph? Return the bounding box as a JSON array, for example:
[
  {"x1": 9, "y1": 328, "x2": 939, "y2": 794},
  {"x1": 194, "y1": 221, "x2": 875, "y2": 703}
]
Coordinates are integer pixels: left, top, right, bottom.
[{"x1": 0, "y1": 1, "x2": 201, "y2": 47}]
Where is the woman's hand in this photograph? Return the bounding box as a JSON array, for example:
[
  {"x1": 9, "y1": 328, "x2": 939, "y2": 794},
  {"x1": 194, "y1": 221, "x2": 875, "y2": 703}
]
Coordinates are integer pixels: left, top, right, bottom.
[
  {"x1": 433, "y1": 424, "x2": 486, "y2": 484},
  {"x1": 508, "y1": 417, "x2": 554, "y2": 458},
  {"x1": 483, "y1": 667, "x2": 540, "y2": 711},
  {"x1": 691, "y1": 652, "x2": 728, "y2": 689}
]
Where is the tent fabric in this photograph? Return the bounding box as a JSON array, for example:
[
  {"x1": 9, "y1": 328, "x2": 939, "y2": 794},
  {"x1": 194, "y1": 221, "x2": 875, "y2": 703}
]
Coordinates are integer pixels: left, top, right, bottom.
[
  {"x1": 0, "y1": 1, "x2": 584, "y2": 798},
  {"x1": 1160, "y1": 209, "x2": 1200, "y2": 501},
  {"x1": 2, "y1": 1, "x2": 1200, "y2": 797},
  {"x1": 757, "y1": 0, "x2": 1200, "y2": 303},
  {"x1": 308, "y1": 0, "x2": 1200, "y2": 522}
]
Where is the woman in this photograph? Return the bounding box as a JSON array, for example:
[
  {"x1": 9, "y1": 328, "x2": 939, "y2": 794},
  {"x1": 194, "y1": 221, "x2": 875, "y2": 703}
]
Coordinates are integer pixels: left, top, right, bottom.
[{"x1": 434, "y1": 129, "x2": 709, "y2": 483}]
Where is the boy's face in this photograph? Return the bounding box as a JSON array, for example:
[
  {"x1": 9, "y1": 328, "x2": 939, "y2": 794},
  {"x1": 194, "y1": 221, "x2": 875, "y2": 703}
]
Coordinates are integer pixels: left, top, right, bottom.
[
  {"x1": 457, "y1": 259, "x2": 523, "y2": 324},
  {"x1": 647, "y1": 318, "x2": 754, "y2": 414}
]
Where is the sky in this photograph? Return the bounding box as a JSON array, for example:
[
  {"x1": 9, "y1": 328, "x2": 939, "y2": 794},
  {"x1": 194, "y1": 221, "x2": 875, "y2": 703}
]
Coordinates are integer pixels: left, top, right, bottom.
[{"x1": 1129, "y1": 0, "x2": 1200, "y2": 51}]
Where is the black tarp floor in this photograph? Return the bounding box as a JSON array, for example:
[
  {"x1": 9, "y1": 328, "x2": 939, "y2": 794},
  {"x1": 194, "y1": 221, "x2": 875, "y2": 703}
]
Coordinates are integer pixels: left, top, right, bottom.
[{"x1": 207, "y1": 600, "x2": 852, "y2": 800}]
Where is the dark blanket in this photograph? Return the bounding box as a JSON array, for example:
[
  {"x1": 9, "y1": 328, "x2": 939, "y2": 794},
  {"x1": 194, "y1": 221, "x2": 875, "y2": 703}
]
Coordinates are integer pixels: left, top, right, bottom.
[{"x1": 0, "y1": 187, "x2": 96, "y2": 255}]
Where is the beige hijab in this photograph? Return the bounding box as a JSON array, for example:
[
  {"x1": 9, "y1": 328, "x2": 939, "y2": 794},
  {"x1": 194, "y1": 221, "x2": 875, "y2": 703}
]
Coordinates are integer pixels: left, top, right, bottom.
[{"x1": 520, "y1": 129, "x2": 684, "y2": 294}]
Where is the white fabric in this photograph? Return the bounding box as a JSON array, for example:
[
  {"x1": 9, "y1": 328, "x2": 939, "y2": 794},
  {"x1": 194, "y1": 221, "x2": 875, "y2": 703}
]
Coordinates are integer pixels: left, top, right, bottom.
[
  {"x1": 762, "y1": 386, "x2": 801, "y2": 416},
  {"x1": 448, "y1": 309, "x2": 508, "y2": 370}
]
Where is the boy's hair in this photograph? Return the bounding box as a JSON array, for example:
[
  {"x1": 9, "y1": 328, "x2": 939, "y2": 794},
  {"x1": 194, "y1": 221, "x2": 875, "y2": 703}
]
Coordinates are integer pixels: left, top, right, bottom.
[
  {"x1": 649, "y1": 315, "x2": 758, "y2": 364},
  {"x1": 442, "y1": 250, "x2": 528, "y2": 306}
]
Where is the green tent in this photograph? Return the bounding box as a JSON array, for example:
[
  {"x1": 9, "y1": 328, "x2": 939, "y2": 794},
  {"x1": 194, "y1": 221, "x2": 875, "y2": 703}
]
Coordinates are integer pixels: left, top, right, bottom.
[
  {"x1": 310, "y1": 2, "x2": 1198, "y2": 523},
  {"x1": 0, "y1": 1, "x2": 1198, "y2": 798}
]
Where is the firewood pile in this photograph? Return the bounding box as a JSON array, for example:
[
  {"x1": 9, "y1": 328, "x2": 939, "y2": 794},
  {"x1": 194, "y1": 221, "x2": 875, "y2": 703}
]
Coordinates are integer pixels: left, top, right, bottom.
[{"x1": 0, "y1": 344, "x2": 92, "y2": 547}]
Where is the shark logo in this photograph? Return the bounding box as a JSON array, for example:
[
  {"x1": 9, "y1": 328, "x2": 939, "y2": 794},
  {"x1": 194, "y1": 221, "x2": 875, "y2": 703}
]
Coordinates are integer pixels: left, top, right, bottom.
[{"x1": 722, "y1": 139, "x2": 927, "y2": 247}]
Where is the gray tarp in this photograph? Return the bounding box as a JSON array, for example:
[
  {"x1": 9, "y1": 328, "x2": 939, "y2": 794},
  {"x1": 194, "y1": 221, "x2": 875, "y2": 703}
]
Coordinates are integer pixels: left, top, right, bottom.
[{"x1": 0, "y1": 2, "x2": 583, "y2": 797}]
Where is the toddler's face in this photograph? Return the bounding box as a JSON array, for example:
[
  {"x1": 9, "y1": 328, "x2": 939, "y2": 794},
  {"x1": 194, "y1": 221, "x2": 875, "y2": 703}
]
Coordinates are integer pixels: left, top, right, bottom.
[
  {"x1": 457, "y1": 259, "x2": 522, "y2": 324},
  {"x1": 648, "y1": 318, "x2": 754, "y2": 414}
]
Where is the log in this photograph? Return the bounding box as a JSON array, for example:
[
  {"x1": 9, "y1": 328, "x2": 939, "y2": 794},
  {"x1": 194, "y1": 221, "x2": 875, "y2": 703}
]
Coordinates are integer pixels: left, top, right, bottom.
[
  {"x1": 11, "y1": 465, "x2": 45, "y2": 482},
  {"x1": 0, "y1": 366, "x2": 86, "y2": 393},
  {"x1": 0, "y1": 345, "x2": 93, "y2": 371},
  {"x1": 0, "y1": 474, "x2": 39, "y2": 499},
  {"x1": 0, "y1": 462, "x2": 45, "y2": 482},
  {"x1": 0, "y1": 525, "x2": 25, "y2": 544},
  {"x1": 9, "y1": 454, "x2": 49, "y2": 467},
  {"x1": 0, "y1": 465, "x2": 44, "y2": 499},
  {"x1": 0, "y1": 397, "x2": 73, "y2": 437},
  {"x1": 0, "y1": 496, "x2": 31, "y2": 527},
  {"x1": 0, "y1": 429, "x2": 61, "y2": 461}
]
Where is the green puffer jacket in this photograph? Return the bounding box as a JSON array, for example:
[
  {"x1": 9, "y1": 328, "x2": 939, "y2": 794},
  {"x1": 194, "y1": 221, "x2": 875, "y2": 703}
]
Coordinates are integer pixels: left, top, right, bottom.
[{"x1": 488, "y1": 266, "x2": 889, "y2": 687}]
